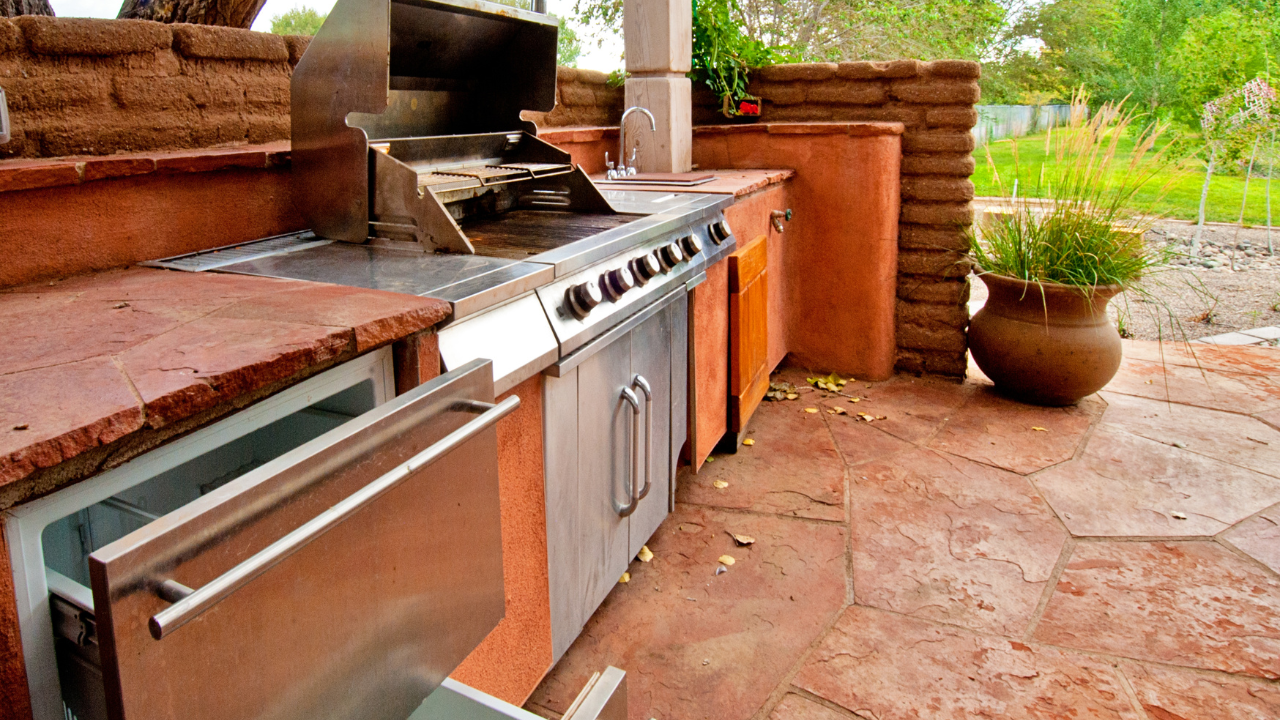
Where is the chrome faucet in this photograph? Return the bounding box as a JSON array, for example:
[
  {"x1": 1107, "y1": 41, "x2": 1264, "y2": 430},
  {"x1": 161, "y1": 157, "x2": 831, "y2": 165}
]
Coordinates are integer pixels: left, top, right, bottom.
[{"x1": 607, "y1": 106, "x2": 656, "y2": 179}]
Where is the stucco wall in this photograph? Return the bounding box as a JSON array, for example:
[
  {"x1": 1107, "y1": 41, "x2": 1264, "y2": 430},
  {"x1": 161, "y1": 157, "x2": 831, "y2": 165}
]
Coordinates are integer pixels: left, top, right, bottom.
[{"x1": 715, "y1": 61, "x2": 978, "y2": 377}]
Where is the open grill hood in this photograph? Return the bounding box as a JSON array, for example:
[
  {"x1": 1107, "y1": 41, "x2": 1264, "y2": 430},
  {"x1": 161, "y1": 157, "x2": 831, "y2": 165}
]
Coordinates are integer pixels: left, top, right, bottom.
[{"x1": 291, "y1": 0, "x2": 610, "y2": 253}]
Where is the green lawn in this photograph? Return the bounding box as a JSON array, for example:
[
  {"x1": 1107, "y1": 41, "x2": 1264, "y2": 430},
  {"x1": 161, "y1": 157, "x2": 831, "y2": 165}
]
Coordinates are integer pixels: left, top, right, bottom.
[{"x1": 972, "y1": 132, "x2": 1280, "y2": 227}]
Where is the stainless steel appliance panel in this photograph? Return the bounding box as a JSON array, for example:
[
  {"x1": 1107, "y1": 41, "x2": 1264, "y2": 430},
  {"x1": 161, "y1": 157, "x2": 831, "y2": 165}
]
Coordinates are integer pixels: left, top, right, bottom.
[
  {"x1": 626, "y1": 305, "x2": 672, "y2": 559},
  {"x1": 669, "y1": 291, "x2": 689, "y2": 512},
  {"x1": 575, "y1": 331, "x2": 635, "y2": 619},
  {"x1": 543, "y1": 370, "x2": 583, "y2": 662},
  {"x1": 438, "y1": 293, "x2": 558, "y2": 394},
  {"x1": 87, "y1": 360, "x2": 510, "y2": 720}
]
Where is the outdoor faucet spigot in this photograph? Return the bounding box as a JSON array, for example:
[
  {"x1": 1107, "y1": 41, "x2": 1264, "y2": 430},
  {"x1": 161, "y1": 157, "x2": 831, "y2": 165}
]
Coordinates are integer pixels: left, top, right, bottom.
[
  {"x1": 770, "y1": 208, "x2": 793, "y2": 233},
  {"x1": 618, "y1": 106, "x2": 656, "y2": 176}
]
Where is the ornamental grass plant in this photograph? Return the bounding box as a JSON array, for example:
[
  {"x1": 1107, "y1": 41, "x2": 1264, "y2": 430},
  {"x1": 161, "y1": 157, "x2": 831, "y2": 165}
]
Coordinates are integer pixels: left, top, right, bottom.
[{"x1": 973, "y1": 91, "x2": 1184, "y2": 291}]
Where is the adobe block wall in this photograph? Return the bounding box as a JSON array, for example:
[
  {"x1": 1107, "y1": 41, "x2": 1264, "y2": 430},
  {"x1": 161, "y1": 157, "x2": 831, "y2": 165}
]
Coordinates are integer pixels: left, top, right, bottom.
[
  {"x1": 694, "y1": 60, "x2": 979, "y2": 377},
  {"x1": 529, "y1": 67, "x2": 625, "y2": 129},
  {"x1": 0, "y1": 16, "x2": 307, "y2": 159}
]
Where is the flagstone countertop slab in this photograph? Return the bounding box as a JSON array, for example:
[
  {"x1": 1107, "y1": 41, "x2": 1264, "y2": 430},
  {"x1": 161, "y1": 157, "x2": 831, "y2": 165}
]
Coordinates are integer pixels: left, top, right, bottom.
[{"x1": 0, "y1": 267, "x2": 450, "y2": 509}]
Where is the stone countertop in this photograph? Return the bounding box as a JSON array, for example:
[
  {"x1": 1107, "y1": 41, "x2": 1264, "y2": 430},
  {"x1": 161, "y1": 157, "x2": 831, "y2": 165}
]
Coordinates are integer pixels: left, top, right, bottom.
[
  {"x1": 0, "y1": 267, "x2": 450, "y2": 509},
  {"x1": 592, "y1": 168, "x2": 795, "y2": 198}
]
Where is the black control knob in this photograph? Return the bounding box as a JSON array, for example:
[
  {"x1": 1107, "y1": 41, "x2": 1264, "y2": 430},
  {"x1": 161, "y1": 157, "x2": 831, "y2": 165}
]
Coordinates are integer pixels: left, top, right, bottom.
[
  {"x1": 658, "y1": 243, "x2": 682, "y2": 270},
  {"x1": 602, "y1": 266, "x2": 635, "y2": 301},
  {"x1": 630, "y1": 254, "x2": 660, "y2": 285},
  {"x1": 680, "y1": 234, "x2": 703, "y2": 259},
  {"x1": 709, "y1": 220, "x2": 732, "y2": 245},
  {"x1": 566, "y1": 281, "x2": 603, "y2": 319}
]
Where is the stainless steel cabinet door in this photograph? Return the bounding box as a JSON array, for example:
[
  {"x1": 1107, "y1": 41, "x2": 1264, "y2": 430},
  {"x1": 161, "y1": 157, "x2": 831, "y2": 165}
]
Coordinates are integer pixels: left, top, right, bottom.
[
  {"x1": 87, "y1": 360, "x2": 514, "y2": 720},
  {"x1": 575, "y1": 332, "x2": 637, "y2": 617},
  {"x1": 627, "y1": 304, "x2": 673, "y2": 559}
]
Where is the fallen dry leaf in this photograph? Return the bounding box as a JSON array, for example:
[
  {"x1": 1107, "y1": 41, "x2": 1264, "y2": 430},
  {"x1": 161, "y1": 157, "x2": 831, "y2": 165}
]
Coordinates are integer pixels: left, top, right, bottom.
[
  {"x1": 785, "y1": 393, "x2": 799, "y2": 400},
  {"x1": 848, "y1": 397, "x2": 860, "y2": 403},
  {"x1": 705, "y1": 456, "x2": 716, "y2": 463},
  {"x1": 804, "y1": 407, "x2": 819, "y2": 414},
  {"x1": 713, "y1": 480, "x2": 729, "y2": 489},
  {"x1": 1171, "y1": 511, "x2": 1188, "y2": 520},
  {"x1": 742, "y1": 438, "x2": 756, "y2": 446},
  {"x1": 1031, "y1": 426, "x2": 1048, "y2": 432},
  {"x1": 718, "y1": 554, "x2": 736, "y2": 566},
  {"x1": 729, "y1": 532, "x2": 756, "y2": 546},
  {"x1": 637, "y1": 545, "x2": 654, "y2": 563},
  {"x1": 619, "y1": 572, "x2": 631, "y2": 583}
]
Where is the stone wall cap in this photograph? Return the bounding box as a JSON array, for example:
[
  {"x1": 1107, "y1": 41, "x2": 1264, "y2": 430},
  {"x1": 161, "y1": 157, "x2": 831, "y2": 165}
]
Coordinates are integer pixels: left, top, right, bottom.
[
  {"x1": 538, "y1": 126, "x2": 619, "y2": 143},
  {"x1": 172, "y1": 23, "x2": 289, "y2": 62},
  {"x1": 575, "y1": 68, "x2": 610, "y2": 85},
  {"x1": 694, "y1": 122, "x2": 905, "y2": 137},
  {"x1": 15, "y1": 16, "x2": 172, "y2": 56},
  {"x1": 283, "y1": 34, "x2": 311, "y2": 65},
  {"x1": 0, "y1": 142, "x2": 291, "y2": 195}
]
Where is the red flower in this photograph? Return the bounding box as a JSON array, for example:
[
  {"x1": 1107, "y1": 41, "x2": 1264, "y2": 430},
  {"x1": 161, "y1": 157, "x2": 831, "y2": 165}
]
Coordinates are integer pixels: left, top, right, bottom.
[{"x1": 739, "y1": 100, "x2": 760, "y2": 115}]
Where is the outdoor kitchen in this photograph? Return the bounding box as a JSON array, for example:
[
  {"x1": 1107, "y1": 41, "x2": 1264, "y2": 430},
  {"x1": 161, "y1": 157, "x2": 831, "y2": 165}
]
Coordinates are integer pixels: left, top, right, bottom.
[{"x1": 10, "y1": 2, "x2": 1275, "y2": 720}]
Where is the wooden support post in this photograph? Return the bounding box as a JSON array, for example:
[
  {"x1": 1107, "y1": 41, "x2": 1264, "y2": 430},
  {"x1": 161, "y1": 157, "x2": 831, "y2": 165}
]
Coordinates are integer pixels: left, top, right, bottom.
[{"x1": 623, "y1": 0, "x2": 692, "y2": 172}]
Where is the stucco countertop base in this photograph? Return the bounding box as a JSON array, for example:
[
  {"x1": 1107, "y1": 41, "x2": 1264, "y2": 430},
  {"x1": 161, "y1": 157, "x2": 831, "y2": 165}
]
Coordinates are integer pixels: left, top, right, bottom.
[{"x1": 0, "y1": 267, "x2": 450, "y2": 510}]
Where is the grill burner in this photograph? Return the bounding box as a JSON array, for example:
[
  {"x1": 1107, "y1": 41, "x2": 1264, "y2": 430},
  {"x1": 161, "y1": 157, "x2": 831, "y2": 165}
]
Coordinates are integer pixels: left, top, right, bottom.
[{"x1": 464, "y1": 211, "x2": 641, "y2": 259}]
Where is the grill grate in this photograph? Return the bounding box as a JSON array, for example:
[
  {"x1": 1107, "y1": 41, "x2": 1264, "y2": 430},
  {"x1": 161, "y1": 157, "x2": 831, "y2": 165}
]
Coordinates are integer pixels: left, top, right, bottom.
[{"x1": 142, "y1": 232, "x2": 330, "y2": 272}]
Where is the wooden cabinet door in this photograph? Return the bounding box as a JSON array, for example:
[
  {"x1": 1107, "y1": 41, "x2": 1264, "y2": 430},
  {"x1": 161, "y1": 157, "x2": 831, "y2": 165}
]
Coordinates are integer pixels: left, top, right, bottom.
[{"x1": 729, "y1": 236, "x2": 769, "y2": 434}]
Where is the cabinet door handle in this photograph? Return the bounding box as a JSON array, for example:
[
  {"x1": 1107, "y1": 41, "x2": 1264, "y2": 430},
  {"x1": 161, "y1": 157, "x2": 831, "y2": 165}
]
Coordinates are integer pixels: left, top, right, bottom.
[
  {"x1": 615, "y1": 387, "x2": 641, "y2": 517},
  {"x1": 631, "y1": 375, "x2": 652, "y2": 503}
]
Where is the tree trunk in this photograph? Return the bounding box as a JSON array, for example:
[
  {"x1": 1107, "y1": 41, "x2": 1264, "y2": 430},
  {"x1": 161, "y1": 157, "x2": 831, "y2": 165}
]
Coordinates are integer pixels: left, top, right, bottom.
[
  {"x1": 117, "y1": 0, "x2": 268, "y2": 28},
  {"x1": 1194, "y1": 147, "x2": 1216, "y2": 254},
  {"x1": 0, "y1": 0, "x2": 54, "y2": 16}
]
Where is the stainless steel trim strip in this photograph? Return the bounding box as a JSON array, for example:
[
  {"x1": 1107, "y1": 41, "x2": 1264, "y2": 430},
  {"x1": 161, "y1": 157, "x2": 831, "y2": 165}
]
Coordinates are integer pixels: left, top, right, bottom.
[
  {"x1": 544, "y1": 287, "x2": 685, "y2": 377},
  {"x1": 147, "y1": 395, "x2": 520, "y2": 640},
  {"x1": 684, "y1": 272, "x2": 708, "y2": 291}
]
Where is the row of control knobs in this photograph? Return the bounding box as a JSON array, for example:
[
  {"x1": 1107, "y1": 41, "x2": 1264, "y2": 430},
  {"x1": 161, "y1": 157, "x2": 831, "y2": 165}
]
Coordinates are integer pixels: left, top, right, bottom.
[{"x1": 566, "y1": 221, "x2": 730, "y2": 319}]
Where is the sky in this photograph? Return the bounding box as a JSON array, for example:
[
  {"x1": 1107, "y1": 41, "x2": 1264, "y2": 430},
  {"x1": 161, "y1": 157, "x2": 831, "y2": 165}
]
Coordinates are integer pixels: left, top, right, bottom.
[{"x1": 48, "y1": 0, "x2": 623, "y2": 71}]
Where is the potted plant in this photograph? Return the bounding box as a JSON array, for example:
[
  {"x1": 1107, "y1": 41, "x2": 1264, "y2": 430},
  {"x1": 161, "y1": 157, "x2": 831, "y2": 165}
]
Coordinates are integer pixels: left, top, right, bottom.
[
  {"x1": 969, "y1": 93, "x2": 1183, "y2": 406},
  {"x1": 691, "y1": 0, "x2": 788, "y2": 120}
]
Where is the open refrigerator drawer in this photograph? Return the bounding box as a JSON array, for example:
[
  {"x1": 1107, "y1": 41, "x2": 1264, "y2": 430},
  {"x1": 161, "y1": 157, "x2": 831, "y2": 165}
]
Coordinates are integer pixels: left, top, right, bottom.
[{"x1": 6, "y1": 351, "x2": 521, "y2": 720}]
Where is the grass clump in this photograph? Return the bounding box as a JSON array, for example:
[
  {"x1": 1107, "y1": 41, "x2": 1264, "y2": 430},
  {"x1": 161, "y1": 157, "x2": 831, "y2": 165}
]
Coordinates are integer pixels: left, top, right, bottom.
[{"x1": 971, "y1": 91, "x2": 1184, "y2": 289}]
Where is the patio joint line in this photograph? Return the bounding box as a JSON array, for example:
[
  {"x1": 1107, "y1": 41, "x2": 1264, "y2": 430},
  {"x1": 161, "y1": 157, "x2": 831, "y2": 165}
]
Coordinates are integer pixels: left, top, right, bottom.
[
  {"x1": 1099, "y1": 420, "x2": 1280, "y2": 482},
  {"x1": 1109, "y1": 662, "x2": 1151, "y2": 719},
  {"x1": 670, "y1": 501, "x2": 849, "y2": 528},
  {"x1": 1215, "y1": 535, "x2": 1280, "y2": 582},
  {"x1": 1022, "y1": 537, "x2": 1077, "y2": 642},
  {"x1": 747, "y1": 600, "x2": 856, "y2": 720}
]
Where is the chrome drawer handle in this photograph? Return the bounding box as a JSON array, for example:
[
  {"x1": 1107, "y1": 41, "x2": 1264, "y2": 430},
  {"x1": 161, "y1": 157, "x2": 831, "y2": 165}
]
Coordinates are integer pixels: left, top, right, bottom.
[
  {"x1": 148, "y1": 395, "x2": 521, "y2": 640},
  {"x1": 615, "y1": 388, "x2": 641, "y2": 517},
  {"x1": 631, "y1": 375, "x2": 652, "y2": 503}
]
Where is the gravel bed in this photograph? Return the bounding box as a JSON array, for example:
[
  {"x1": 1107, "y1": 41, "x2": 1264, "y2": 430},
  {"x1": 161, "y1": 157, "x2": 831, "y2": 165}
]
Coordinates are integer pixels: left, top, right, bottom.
[{"x1": 968, "y1": 219, "x2": 1280, "y2": 342}]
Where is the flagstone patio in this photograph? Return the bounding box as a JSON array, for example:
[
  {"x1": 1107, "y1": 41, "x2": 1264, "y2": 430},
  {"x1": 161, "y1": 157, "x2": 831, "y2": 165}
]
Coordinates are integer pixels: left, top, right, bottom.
[{"x1": 526, "y1": 341, "x2": 1280, "y2": 720}]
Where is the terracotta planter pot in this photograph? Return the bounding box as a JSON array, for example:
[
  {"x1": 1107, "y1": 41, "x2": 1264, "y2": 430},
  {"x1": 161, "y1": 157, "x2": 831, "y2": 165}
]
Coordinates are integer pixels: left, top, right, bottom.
[{"x1": 970, "y1": 273, "x2": 1123, "y2": 406}]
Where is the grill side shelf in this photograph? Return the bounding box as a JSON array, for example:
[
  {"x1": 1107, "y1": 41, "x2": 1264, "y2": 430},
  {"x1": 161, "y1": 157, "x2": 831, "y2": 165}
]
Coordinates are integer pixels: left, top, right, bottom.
[{"x1": 141, "y1": 232, "x2": 332, "y2": 272}]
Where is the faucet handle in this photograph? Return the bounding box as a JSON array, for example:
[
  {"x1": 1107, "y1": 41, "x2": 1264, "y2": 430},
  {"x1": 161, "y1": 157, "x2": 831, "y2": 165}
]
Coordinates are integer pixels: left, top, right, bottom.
[{"x1": 627, "y1": 149, "x2": 638, "y2": 175}]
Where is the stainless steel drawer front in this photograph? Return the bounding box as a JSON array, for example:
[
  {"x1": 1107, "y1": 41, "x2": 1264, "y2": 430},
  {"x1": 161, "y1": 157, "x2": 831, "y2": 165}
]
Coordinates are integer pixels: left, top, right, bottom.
[{"x1": 87, "y1": 359, "x2": 511, "y2": 720}]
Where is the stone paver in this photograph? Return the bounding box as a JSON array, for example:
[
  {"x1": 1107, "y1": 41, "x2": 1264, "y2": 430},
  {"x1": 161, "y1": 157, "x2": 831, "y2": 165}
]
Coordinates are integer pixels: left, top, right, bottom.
[
  {"x1": 677, "y1": 396, "x2": 845, "y2": 521},
  {"x1": 1034, "y1": 541, "x2": 1280, "y2": 680},
  {"x1": 1120, "y1": 661, "x2": 1280, "y2": 720},
  {"x1": 530, "y1": 341, "x2": 1280, "y2": 720},
  {"x1": 1033, "y1": 424, "x2": 1280, "y2": 537},
  {"x1": 1223, "y1": 504, "x2": 1280, "y2": 574},
  {"x1": 849, "y1": 448, "x2": 1067, "y2": 636},
  {"x1": 1098, "y1": 391, "x2": 1280, "y2": 478},
  {"x1": 927, "y1": 387, "x2": 1102, "y2": 474},
  {"x1": 793, "y1": 606, "x2": 1143, "y2": 719},
  {"x1": 1104, "y1": 356, "x2": 1280, "y2": 414},
  {"x1": 527, "y1": 504, "x2": 847, "y2": 720}
]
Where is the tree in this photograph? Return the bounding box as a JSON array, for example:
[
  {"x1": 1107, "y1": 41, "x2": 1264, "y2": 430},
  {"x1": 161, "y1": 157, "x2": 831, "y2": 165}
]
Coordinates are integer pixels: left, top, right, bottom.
[
  {"x1": 0, "y1": 0, "x2": 53, "y2": 16},
  {"x1": 1169, "y1": 7, "x2": 1275, "y2": 127},
  {"x1": 558, "y1": 16, "x2": 582, "y2": 66},
  {"x1": 117, "y1": 0, "x2": 267, "y2": 28},
  {"x1": 270, "y1": 7, "x2": 326, "y2": 35}
]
